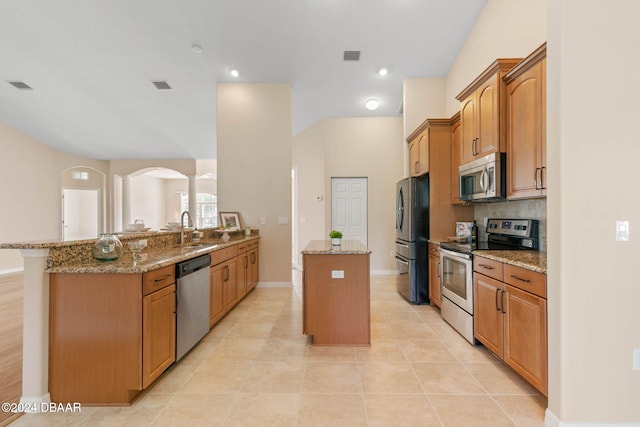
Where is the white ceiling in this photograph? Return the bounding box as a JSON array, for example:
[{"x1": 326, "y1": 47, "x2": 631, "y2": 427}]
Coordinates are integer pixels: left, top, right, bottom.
[{"x1": 0, "y1": 0, "x2": 486, "y2": 160}]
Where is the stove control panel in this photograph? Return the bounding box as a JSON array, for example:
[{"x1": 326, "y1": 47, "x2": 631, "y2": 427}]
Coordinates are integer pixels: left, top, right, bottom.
[{"x1": 485, "y1": 219, "x2": 538, "y2": 238}]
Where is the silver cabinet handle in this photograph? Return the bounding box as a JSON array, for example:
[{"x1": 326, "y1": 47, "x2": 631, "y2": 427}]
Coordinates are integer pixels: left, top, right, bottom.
[
  {"x1": 501, "y1": 290, "x2": 506, "y2": 314},
  {"x1": 534, "y1": 167, "x2": 540, "y2": 190},
  {"x1": 479, "y1": 264, "x2": 494, "y2": 270},
  {"x1": 495, "y1": 288, "x2": 501, "y2": 311},
  {"x1": 540, "y1": 166, "x2": 546, "y2": 189},
  {"x1": 510, "y1": 274, "x2": 531, "y2": 283}
]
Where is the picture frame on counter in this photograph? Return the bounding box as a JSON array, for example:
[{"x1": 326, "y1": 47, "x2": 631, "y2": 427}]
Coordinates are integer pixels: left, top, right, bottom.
[{"x1": 219, "y1": 212, "x2": 241, "y2": 231}]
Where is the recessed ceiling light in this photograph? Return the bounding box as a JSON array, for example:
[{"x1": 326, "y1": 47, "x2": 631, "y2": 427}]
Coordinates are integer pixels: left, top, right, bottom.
[
  {"x1": 365, "y1": 98, "x2": 380, "y2": 110},
  {"x1": 230, "y1": 69, "x2": 239, "y2": 78},
  {"x1": 152, "y1": 81, "x2": 172, "y2": 90},
  {"x1": 191, "y1": 44, "x2": 203, "y2": 53},
  {"x1": 8, "y1": 81, "x2": 33, "y2": 90},
  {"x1": 378, "y1": 68, "x2": 389, "y2": 76}
]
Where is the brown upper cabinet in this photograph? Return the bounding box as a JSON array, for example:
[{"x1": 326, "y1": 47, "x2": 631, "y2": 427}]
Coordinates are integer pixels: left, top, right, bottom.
[
  {"x1": 408, "y1": 128, "x2": 429, "y2": 176},
  {"x1": 455, "y1": 59, "x2": 522, "y2": 166},
  {"x1": 407, "y1": 118, "x2": 473, "y2": 237},
  {"x1": 504, "y1": 43, "x2": 547, "y2": 199},
  {"x1": 449, "y1": 112, "x2": 466, "y2": 205}
]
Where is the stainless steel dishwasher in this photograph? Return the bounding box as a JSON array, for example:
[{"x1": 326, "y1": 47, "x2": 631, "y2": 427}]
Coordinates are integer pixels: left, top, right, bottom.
[{"x1": 175, "y1": 253, "x2": 211, "y2": 361}]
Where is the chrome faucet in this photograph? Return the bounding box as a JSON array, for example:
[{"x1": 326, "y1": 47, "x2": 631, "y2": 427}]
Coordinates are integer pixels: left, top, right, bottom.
[{"x1": 180, "y1": 210, "x2": 192, "y2": 246}]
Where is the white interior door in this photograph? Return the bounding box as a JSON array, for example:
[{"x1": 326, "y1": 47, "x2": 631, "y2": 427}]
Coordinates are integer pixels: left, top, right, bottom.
[
  {"x1": 331, "y1": 177, "x2": 367, "y2": 245},
  {"x1": 63, "y1": 188, "x2": 99, "y2": 241}
]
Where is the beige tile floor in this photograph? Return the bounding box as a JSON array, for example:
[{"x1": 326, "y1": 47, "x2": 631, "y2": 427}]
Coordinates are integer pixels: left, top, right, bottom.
[{"x1": 10, "y1": 273, "x2": 547, "y2": 426}]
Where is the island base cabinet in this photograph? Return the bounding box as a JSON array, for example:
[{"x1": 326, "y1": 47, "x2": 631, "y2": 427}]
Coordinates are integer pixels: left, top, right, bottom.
[
  {"x1": 302, "y1": 253, "x2": 370, "y2": 346},
  {"x1": 142, "y1": 284, "x2": 176, "y2": 389},
  {"x1": 49, "y1": 273, "x2": 144, "y2": 405}
]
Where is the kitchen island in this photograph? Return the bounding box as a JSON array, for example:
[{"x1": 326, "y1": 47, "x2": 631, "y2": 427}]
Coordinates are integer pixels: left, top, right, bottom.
[
  {"x1": 0, "y1": 230, "x2": 259, "y2": 407},
  {"x1": 301, "y1": 240, "x2": 371, "y2": 346}
]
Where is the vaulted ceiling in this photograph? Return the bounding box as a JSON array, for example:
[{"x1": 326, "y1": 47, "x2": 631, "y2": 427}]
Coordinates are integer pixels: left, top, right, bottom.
[{"x1": 0, "y1": 0, "x2": 486, "y2": 160}]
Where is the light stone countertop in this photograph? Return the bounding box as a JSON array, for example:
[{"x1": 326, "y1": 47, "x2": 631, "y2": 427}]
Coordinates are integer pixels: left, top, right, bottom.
[
  {"x1": 0, "y1": 232, "x2": 260, "y2": 274},
  {"x1": 472, "y1": 250, "x2": 547, "y2": 274},
  {"x1": 44, "y1": 236, "x2": 260, "y2": 274},
  {"x1": 301, "y1": 240, "x2": 371, "y2": 255}
]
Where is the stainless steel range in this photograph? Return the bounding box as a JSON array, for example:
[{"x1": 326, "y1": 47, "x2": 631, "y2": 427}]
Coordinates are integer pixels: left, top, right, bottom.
[{"x1": 438, "y1": 218, "x2": 539, "y2": 344}]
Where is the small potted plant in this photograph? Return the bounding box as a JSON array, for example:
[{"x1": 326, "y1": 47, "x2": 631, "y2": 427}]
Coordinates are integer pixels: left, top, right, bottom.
[{"x1": 329, "y1": 230, "x2": 343, "y2": 246}]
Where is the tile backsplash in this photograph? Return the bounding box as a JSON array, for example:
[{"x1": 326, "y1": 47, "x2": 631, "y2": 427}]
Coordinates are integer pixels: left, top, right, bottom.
[{"x1": 473, "y1": 198, "x2": 547, "y2": 251}]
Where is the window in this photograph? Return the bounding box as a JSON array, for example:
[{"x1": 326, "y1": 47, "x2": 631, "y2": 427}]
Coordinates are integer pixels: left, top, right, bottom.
[{"x1": 181, "y1": 193, "x2": 217, "y2": 228}]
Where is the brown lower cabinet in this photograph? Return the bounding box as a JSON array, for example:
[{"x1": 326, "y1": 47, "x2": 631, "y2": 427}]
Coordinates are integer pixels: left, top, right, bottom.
[
  {"x1": 209, "y1": 239, "x2": 260, "y2": 328},
  {"x1": 473, "y1": 256, "x2": 548, "y2": 395},
  {"x1": 49, "y1": 264, "x2": 176, "y2": 404},
  {"x1": 428, "y1": 243, "x2": 441, "y2": 307}
]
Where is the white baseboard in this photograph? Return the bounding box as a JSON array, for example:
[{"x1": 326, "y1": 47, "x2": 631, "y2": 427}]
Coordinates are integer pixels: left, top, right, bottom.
[
  {"x1": 255, "y1": 282, "x2": 293, "y2": 288},
  {"x1": 0, "y1": 267, "x2": 23, "y2": 279},
  {"x1": 370, "y1": 270, "x2": 398, "y2": 275},
  {"x1": 545, "y1": 409, "x2": 640, "y2": 427}
]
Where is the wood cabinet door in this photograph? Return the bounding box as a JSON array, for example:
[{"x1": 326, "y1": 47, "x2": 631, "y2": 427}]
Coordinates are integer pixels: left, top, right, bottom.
[
  {"x1": 418, "y1": 131, "x2": 429, "y2": 175},
  {"x1": 428, "y1": 254, "x2": 441, "y2": 307},
  {"x1": 476, "y1": 75, "x2": 500, "y2": 157},
  {"x1": 409, "y1": 139, "x2": 420, "y2": 176},
  {"x1": 142, "y1": 284, "x2": 176, "y2": 389},
  {"x1": 210, "y1": 263, "x2": 225, "y2": 326},
  {"x1": 236, "y1": 253, "x2": 248, "y2": 300},
  {"x1": 248, "y1": 248, "x2": 259, "y2": 291},
  {"x1": 506, "y1": 60, "x2": 544, "y2": 199},
  {"x1": 450, "y1": 116, "x2": 463, "y2": 204},
  {"x1": 503, "y1": 284, "x2": 548, "y2": 395},
  {"x1": 473, "y1": 273, "x2": 503, "y2": 357},
  {"x1": 459, "y1": 95, "x2": 477, "y2": 164},
  {"x1": 223, "y1": 260, "x2": 237, "y2": 310}
]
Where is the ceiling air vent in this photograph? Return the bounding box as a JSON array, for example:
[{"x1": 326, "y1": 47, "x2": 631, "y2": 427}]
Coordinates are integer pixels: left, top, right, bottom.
[
  {"x1": 343, "y1": 50, "x2": 361, "y2": 61},
  {"x1": 8, "y1": 81, "x2": 33, "y2": 90},
  {"x1": 152, "y1": 81, "x2": 172, "y2": 90}
]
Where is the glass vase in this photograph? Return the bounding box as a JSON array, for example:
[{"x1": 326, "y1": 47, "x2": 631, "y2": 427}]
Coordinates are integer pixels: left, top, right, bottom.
[{"x1": 92, "y1": 233, "x2": 123, "y2": 261}]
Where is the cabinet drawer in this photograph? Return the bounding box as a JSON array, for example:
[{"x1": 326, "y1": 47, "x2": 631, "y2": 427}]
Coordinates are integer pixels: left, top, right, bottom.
[
  {"x1": 211, "y1": 246, "x2": 238, "y2": 266},
  {"x1": 504, "y1": 264, "x2": 546, "y2": 298},
  {"x1": 143, "y1": 265, "x2": 175, "y2": 295},
  {"x1": 428, "y1": 243, "x2": 440, "y2": 256},
  {"x1": 474, "y1": 256, "x2": 504, "y2": 281},
  {"x1": 237, "y1": 242, "x2": 249, "y2": 253}
]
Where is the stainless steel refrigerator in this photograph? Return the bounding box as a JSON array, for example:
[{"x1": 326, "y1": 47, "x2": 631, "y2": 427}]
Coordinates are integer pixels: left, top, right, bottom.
[{"x1": 395, "y1": 176, "x2": 429, "y2": 304}]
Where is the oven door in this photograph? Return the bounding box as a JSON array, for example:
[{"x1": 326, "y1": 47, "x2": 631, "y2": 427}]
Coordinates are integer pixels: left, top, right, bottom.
[{"x1": 439, "y1": 248, "x2": 473, "y2": 314}]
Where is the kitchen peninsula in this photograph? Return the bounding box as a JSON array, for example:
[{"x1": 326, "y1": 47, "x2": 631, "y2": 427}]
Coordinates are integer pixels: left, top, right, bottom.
[
  {"x1": 0, "y1": 230, "x2": 259, "y2": 407},
  {"x1": 301, "y1": 240, "x2": 371, "y2": 346}
]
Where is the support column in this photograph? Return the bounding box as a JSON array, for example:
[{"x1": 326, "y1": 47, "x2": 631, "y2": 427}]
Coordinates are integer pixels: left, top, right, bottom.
[
  {"x1": 188, "y1": 175, "x2": 197, "y2": 227},
  {"x1": 20, "y1": 248, "x2": 51, "y2": 412},
  {"x1": 121, "y1": 175, "x2": 132, "y2": 228}
]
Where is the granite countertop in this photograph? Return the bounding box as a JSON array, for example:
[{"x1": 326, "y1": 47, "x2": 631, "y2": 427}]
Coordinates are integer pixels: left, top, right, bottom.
[
  {"x1": 302, "y1": 240, "x2": 371, "y2": 255},
  {"x1": 472, "y1": 249, "x2": 547, "y2": 274},
  {"x1": 427, "y1": 241, "x2": 546, "y2": 274},
  {"x1": 46, "y1": 236, "x2": 260, "y2": 274}
]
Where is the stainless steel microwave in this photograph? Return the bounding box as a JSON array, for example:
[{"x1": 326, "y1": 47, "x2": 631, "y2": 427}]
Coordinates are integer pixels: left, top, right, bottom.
[{"x1": 459, "y1": 152, "x2": 506, "y2": 202}]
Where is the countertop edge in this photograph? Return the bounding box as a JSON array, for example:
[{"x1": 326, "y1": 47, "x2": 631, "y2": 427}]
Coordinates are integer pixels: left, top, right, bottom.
[{"x1": 45, "y1": 236, "x2": 260, "y2": 274}]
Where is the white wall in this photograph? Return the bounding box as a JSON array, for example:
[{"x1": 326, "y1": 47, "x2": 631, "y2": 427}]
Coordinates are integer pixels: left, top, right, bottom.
[
  {"x1": 547, "y1": 0, "x2": 640, "y2": 423},
  {"x1": 129, "y1": 175, "x2": 166, "y2": 230},
  {"x1": 292, "y1": 116, "x2": 404, "y2": 272},
  {"x1": 292, "y1": 121, "x2": 326, "y2": 268},
  {"x1": 402, "y1": 78, "x2": 446, "y2": 138},
  {"x1": 217, "y1": 83, "x2": 292, "y2": 283},
  {"x1": 0, "y1": 121, "x2": 108, "y2": 271},
  {"x1": 445, "y1": 0, "x2": 548, "y2": 116}
]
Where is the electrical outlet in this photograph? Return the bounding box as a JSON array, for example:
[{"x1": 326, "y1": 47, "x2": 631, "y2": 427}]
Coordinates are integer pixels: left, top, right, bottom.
[
  {"x1": 634, "y1": 349, "x2": 640, "y2": 370},
  {"x1": 616, "y1": 220, "x2": 630, "y2": 241}
]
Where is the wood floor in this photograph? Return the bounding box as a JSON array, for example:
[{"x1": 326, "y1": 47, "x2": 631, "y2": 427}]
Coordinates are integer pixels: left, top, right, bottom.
[{"x1": 0, "y1": 272, "x2": 23, "y2": 427}]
